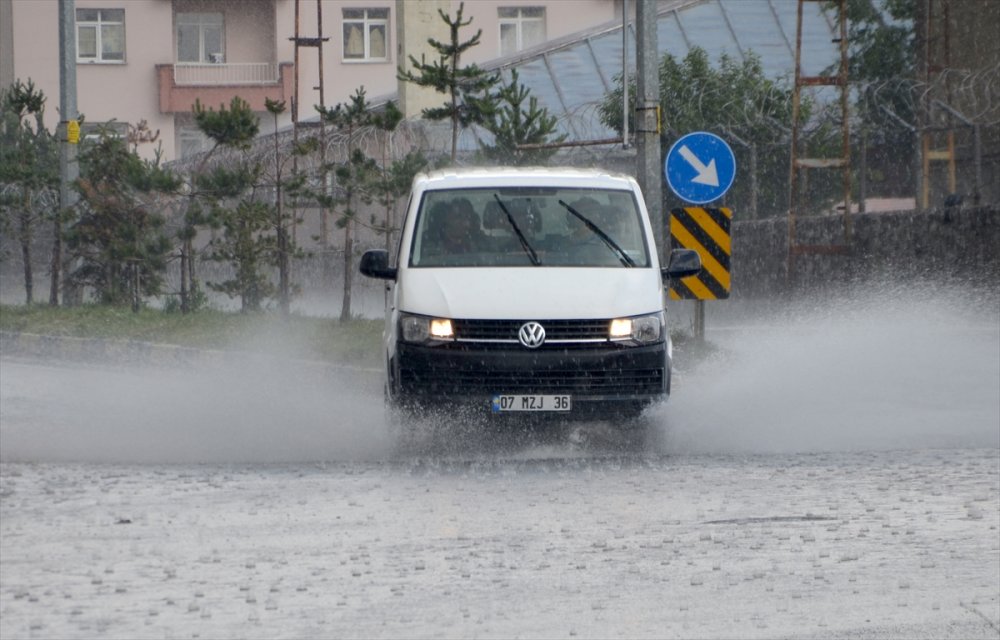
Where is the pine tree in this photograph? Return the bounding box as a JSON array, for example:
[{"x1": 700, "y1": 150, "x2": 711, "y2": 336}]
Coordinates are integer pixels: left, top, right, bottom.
[
  {"x1": 480, "y1": 69, "x2": 566, "y2": 166},
  {"x1": 69, "y1": 129, "x2": 180, "y2": 311},
  {"x1": 396, "y1": 2, "x2": 499, "y2": 162},
  {"x1": 192, "y1": 97, "x2": 281, "y2": 313},
  {"x1": 317, "y1": 88, "x2": 376, "y2": 321},
  {"x1": 370, "y1": 101, "x2": 403, "y2": 250},
  {"x1": 0, "y1": 80, "x2": 59, "y2": 305},
  {"x1": 265, "y1": 97, "x2": 301, "y2": 317}
]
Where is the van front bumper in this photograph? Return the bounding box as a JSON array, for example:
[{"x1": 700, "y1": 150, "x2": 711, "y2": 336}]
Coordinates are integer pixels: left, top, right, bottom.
[{"x1": 392, "y1": 341, "x2": 670, "y2": 413}]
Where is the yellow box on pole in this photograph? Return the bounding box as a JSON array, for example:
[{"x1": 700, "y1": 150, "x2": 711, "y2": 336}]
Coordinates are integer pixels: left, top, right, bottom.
[{"x1": 66, "y1": 119, "x2": 80, "y2": 144}]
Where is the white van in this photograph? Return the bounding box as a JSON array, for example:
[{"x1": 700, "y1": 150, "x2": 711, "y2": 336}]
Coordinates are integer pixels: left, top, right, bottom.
[{"x1": 360, "y1": 167, "x2": 701, "y2": 419}]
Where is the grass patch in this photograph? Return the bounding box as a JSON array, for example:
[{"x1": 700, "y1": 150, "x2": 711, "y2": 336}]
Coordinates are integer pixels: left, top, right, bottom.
[{"x1": 0, "y1": 304, "x2": 383, "y2": 366}]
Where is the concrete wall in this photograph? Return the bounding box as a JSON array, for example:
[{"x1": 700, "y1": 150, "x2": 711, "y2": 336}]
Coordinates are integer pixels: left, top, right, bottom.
[
  {"x1": 728, "y1": 207, "x2": 1000, "y2": 299},
  {"x1": 4, "y1": 199, "x2": 996, "y2": 313}
]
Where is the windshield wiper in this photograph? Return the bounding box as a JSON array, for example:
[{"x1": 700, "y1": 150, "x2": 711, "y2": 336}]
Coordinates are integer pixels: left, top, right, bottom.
[
  {"x1": 493, "y1": 194, "x2": 541, "y2": 266},
  {"x1": 557, "y1": 200, "x2": 636, "y2": 267}
]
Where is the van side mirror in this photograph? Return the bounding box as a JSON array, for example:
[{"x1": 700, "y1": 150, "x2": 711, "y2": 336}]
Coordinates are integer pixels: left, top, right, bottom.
[
  {"x1": 359, "y1": 249, "x2": 397, "y2": 280},
  {"x1": 662, "y1": 248, "x2": 702, "y2": 282}
]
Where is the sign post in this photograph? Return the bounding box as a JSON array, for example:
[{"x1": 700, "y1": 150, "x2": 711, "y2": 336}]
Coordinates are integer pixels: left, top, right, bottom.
[{"x1": 664, "y1": 132, "x2": 737, "y2": 341}]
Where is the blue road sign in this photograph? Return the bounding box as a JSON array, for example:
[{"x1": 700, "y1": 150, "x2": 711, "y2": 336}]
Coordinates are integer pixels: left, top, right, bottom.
[{"x1": 664, "y1": 132, "x2": 737, "y2": 204}]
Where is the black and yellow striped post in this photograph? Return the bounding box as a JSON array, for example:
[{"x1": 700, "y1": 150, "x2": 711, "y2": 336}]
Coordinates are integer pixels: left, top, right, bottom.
[
  {"x1": 669, "y1": 207, "x2": 732, "y2": 339},
  {"x1": 669, "y1": 207, "x2": 732, "y2": 299}
]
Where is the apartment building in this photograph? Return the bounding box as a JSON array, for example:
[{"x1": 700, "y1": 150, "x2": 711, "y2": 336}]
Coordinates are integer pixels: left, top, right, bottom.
[{"x1": 1, "y1": 0, "x2": 619, "y2": 161}]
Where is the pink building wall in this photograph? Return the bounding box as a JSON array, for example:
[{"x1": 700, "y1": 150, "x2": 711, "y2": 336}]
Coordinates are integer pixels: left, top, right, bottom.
[
  {"x1": 287, "y1": 1, "x2": 615, "y2": 119},
  {"x1": 7, "y1": 0, "x2": 617, "y2": 161},
  {"x1": 10, "y1": 0, "x2": 174, "y2": 155}
]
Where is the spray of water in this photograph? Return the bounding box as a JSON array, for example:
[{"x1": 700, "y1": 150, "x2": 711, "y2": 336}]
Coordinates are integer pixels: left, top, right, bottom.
[
  {"x1": 658, "y1": 284, "x2": 1000, "y2": 454},
  {"x1": 2, "y1": 284, "x2": 996, "y2": 464},
  {"x1": 0, "y1": 356, "x2": 392, "y2": 464}
]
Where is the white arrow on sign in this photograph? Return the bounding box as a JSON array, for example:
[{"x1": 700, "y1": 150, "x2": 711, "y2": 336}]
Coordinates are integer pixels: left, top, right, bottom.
[{"x1": 678, "y1": 145, "x2": 720, "y2": 187}]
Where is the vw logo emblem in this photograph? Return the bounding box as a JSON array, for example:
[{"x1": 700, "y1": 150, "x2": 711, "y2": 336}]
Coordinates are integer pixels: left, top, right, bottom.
[{"x1": 518, "y1": 322, "x2": 546, "y2": 349}]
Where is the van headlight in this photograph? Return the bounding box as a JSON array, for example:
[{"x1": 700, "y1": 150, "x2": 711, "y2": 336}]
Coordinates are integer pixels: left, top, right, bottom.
[
  {"x1": 609, "y1": 312, "x2": 663, "y2": 345},
  {"x1": 400, "y1": 313, "x2": 454, "y2": 344}
]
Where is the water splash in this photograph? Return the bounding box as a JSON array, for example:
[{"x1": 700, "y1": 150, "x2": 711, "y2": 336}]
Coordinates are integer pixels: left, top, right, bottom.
[{"x1": 659, "y1": 284, "x2": 1000, "y2": 454}]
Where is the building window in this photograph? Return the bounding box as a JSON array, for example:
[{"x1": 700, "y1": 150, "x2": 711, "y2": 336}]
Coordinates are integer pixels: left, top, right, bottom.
[
  {"x1": 76, "y1": 8, "x2": 125, "y2": 63},
  {"x1": 498, "y1": 7, "x2": 545, "y2": 56},
  {"x1": 177, "y1": 124, "x2": 210, "y2": 159},
  {"x1": 176, "y1": 13, "x2": 224, "y2": 63},
  {"x1": 342, "y1": 8, "x2": 388, "y2": 61},
  {"x1": 80, "y1": 121, "x2": 128, "y2": 142}
]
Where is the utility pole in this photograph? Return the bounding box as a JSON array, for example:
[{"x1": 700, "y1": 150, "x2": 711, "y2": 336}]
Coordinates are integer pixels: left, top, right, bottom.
[
  {"x1": 621, "y1": 0, "x2": 629, "y2": 150},
  {"x1": 634, "y1": 0, "x2": 663, "y2": 261},
  {"x1": 55, "y1": 0, "x2": 79, "y2": 306}
]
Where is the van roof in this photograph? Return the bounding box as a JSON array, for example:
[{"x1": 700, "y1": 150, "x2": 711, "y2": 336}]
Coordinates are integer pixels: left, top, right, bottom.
[{"x1": 414, "y1": 166, "x2": 640, "y2": 191}]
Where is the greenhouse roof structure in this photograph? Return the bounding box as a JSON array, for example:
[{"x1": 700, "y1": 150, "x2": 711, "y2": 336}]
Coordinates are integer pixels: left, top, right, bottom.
[{"x1": 443, "y1": 0, "x2": 843, "y2": 151}]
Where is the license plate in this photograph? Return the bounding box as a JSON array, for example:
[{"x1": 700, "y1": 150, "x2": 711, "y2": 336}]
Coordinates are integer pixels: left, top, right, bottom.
[{"x1": 491, "y1": 394, "x2": 571, "y2": 412}]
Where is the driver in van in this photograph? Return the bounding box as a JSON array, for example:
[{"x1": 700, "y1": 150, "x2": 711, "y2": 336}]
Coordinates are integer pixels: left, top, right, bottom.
[
  {"x1": 425, "y1": 198, "x2": 485, "y2": 258},
  {"x1": 561, "y1": 197, "x2": 625, "y2": 263},
  {"x1": 594, "y1": 204, "x2": 626, "y2": 241},
  {"x1": 564, "y1": 197, "x2": 601, "y2": 237}
]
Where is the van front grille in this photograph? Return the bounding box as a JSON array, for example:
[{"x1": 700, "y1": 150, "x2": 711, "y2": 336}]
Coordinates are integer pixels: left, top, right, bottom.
[{"x1": 453, "y1": 319, "x2": 611, "y2": 343}]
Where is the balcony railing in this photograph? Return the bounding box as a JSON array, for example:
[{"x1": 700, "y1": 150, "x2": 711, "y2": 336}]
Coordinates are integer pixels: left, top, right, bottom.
[
  {"x1": 157, "y1": 62, "x2": 292, "y2": 113},
  {"x1": 173, "y1": 62, "x2": 279, "y2": 86}
]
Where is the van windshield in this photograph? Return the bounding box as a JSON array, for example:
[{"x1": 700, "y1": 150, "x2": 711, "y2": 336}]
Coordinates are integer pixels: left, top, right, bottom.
[{"x1": 409, "y1": 187, "x2": 651, "y2": 268}]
